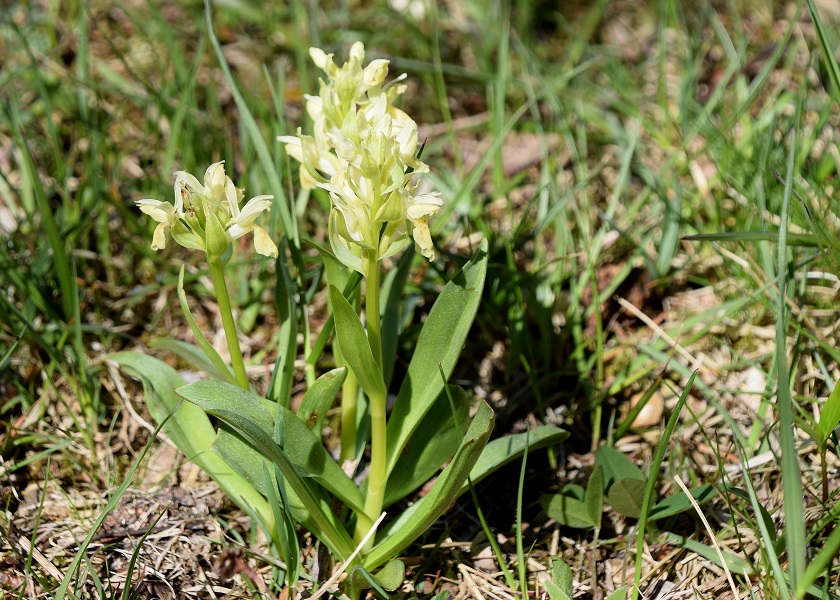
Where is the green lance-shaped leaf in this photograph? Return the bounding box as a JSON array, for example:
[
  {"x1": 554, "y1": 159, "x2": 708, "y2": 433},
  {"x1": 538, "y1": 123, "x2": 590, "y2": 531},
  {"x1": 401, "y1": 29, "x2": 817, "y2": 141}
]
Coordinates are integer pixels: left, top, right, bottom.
[
  {"x1": 307, "y1": 242, "x2": 363, "y2": 368},
  {"x1": 318, "y1": 240, "x2": 355, "y2": 292},
  {"x1": 214, "y1": 425, "x2": 271, "y2": 496},
  {"x1": 383, "y1": 385, "x2": 471, "y2": 507},
  {"x1": 213, "y1": 425, "x2": 330, "y2": 541},
  {"x1": 329, "y1": 284, "x2": 386, "y2": 402},
  {"x1": 176, "y1": 380, "x2": 357, "y2": 560},
  {"x1": 362, "y1": 399, "x2": 495, "y2": 571},
  {"x1": 385, "y1": 239, "x2": 489, "y2": 481},
  {"x1": 817, "y1": 383, "x2": 840, "y2": 449},
  {"x1": 661, "y1": 532, "x2": 751, "y2": 576},
  {"x1": 298, "y1": 367, "x2": 347, "y2": 433},
  {"x1": 110, "y1": 353, "x2": 273, "y2": 529},
  {"x1": 648, "y1": 483, "x2": 716, "y2": 521},
  {"x1": 460, "y1": 425, "x2": 568, "y2": 493},
  {"x1": 263, "y1": 463, "x2": 300, "y2": 586},
  {"x1": 180, "y1": 380, "x2": 366, "y2": 515}
]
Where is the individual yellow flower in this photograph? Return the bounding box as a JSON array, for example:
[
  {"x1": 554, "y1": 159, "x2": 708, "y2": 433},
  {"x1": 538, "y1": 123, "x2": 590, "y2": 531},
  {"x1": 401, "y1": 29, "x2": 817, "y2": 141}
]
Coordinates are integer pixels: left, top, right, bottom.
[
  {"x1": 135, "y1": 197, "x2": 181, "y2": 251},
  {"x1": 277, "y1": 131, "x2": 341, "y2": 190},
  {"x1": 225, "y1": 191, "x2": 278, "y2": 258},
  {"x1": 406, "y1": 190, "x2": 443, "y2": 260}
]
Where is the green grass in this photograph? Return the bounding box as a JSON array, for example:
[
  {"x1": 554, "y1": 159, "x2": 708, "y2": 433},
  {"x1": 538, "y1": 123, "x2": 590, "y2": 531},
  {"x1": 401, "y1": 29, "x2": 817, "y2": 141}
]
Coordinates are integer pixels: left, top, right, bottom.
[{"x1": 3, "y1": 0, "x2": 840, "y2": 597}]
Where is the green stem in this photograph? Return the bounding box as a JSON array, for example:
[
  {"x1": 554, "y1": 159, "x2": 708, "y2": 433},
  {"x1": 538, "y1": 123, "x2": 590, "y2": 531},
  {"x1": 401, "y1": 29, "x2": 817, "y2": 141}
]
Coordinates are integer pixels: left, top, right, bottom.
[
  {"x1": 337, "y1": 285, "x2": 361, "y2": 463},
  {"x1": 208, "y1": 256, "x2": 250, "y2": 390},
  {"x1": 336, "y1": 341, "x2": 359, "y2": 464},
  {"x1": 364, "y1": 252, "x2": 383, "y2": 370},
  {"x1": 356, "y1": 387, "x2": 386, "y2": 545},
  {"x1": 355, "y1": 251, "x2": 385, "y2": 544},
  {"x1": 301, "y1": 295, "x2": 316, "y2": 387}
]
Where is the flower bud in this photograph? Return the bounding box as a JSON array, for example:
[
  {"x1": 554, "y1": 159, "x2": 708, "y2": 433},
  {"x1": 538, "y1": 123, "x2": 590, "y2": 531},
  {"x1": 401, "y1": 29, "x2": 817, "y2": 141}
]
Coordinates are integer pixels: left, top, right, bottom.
[{"x1": 203, "y1": 196, "x2": 230, "y2": 259}]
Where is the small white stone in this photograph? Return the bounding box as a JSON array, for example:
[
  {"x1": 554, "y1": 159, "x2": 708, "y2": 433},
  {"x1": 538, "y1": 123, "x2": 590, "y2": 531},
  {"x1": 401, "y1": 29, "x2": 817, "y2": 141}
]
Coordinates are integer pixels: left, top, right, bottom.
[
  {"x1": 630, "y1": 390, "x2": 664, "y2": 428},
  {"x1": 738, "y1": 366, "x2": 767, "y2": 415}
]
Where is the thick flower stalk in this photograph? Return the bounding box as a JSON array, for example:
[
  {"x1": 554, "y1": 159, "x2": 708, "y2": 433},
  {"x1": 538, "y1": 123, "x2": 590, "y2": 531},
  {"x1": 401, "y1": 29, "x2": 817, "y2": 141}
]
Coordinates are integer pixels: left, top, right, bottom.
[{"x1": 136, "y1": 162, "x2": 278, "y2": 390}]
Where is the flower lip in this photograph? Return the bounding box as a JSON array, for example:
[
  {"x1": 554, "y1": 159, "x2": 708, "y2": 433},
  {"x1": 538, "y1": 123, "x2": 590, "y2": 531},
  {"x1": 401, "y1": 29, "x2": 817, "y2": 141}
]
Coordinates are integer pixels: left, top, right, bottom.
[{"x1": 136, "y1": 198, "x2": 177, "y2": 223}]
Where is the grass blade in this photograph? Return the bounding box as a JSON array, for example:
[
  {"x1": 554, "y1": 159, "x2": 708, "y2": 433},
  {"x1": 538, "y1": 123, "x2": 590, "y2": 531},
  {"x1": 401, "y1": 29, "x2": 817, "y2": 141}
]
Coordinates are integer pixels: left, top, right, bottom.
[
  {"x1": 807, "y1": 0, "x2": 840, "y2": 106},
  {"x1": 776, "y1": 125, "x2": 805, "y2": 591},
  {"x1": 7, "y1": 103, "x2": 74, "y2": 322},
  {"x1": 632, "y1": 371, "x2": 697, "y2": 599},
  {"x1": 203, "y1": 0, "x2": 296, "y2": 244}
]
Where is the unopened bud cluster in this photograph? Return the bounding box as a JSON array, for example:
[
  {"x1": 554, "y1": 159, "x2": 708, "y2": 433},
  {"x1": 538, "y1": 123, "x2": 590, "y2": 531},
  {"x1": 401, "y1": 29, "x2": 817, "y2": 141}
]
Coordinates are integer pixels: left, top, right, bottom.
[{"x1": 280, "y1": 42, "x2": 442, "y2": 274}]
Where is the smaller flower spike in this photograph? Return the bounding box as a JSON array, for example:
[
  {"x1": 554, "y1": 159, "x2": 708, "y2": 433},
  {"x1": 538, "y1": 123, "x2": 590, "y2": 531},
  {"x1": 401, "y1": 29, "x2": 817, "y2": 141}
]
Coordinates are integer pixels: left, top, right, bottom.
[{"x1": 136, "y1": 162, "x2": 278, "y2": 259}]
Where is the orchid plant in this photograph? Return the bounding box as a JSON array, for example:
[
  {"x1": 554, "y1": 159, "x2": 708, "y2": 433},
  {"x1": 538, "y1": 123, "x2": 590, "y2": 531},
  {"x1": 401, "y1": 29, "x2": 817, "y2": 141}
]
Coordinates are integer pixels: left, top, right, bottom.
[{"x1": 113, "y1": 42, "x2": 567, "y2": 597}]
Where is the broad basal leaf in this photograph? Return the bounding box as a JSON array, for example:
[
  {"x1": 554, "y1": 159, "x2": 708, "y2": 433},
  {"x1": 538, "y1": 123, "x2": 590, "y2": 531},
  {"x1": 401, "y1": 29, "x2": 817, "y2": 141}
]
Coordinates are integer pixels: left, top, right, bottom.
[
  {"x1": 385, "y1": 240, "x2": 489, "y2": 481},
  {"x1": 110, "y1": 352, "x2": 272, "y2": 528},
  {"x1": 298, "y1": 367, "x2": 347, "y2": 434},
  {"x1": 214, "y1": 426, "x2": 327, "y2": 543},
  {"x1": 176, "y1": 379, "x2": 356, "y2": 560},
  {"x1": 383, "y1": 385, "x2": 470, "y2": 507},
  {"x1": 460, "y1": 425, "x2": 568, "y2": 494}
]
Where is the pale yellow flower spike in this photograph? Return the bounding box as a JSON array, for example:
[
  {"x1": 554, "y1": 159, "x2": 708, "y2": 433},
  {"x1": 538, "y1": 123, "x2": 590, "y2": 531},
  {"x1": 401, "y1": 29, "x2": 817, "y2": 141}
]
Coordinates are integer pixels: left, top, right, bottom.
[{"x1": 278, "y1": 43, "x2": 443, "y2": 273}]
